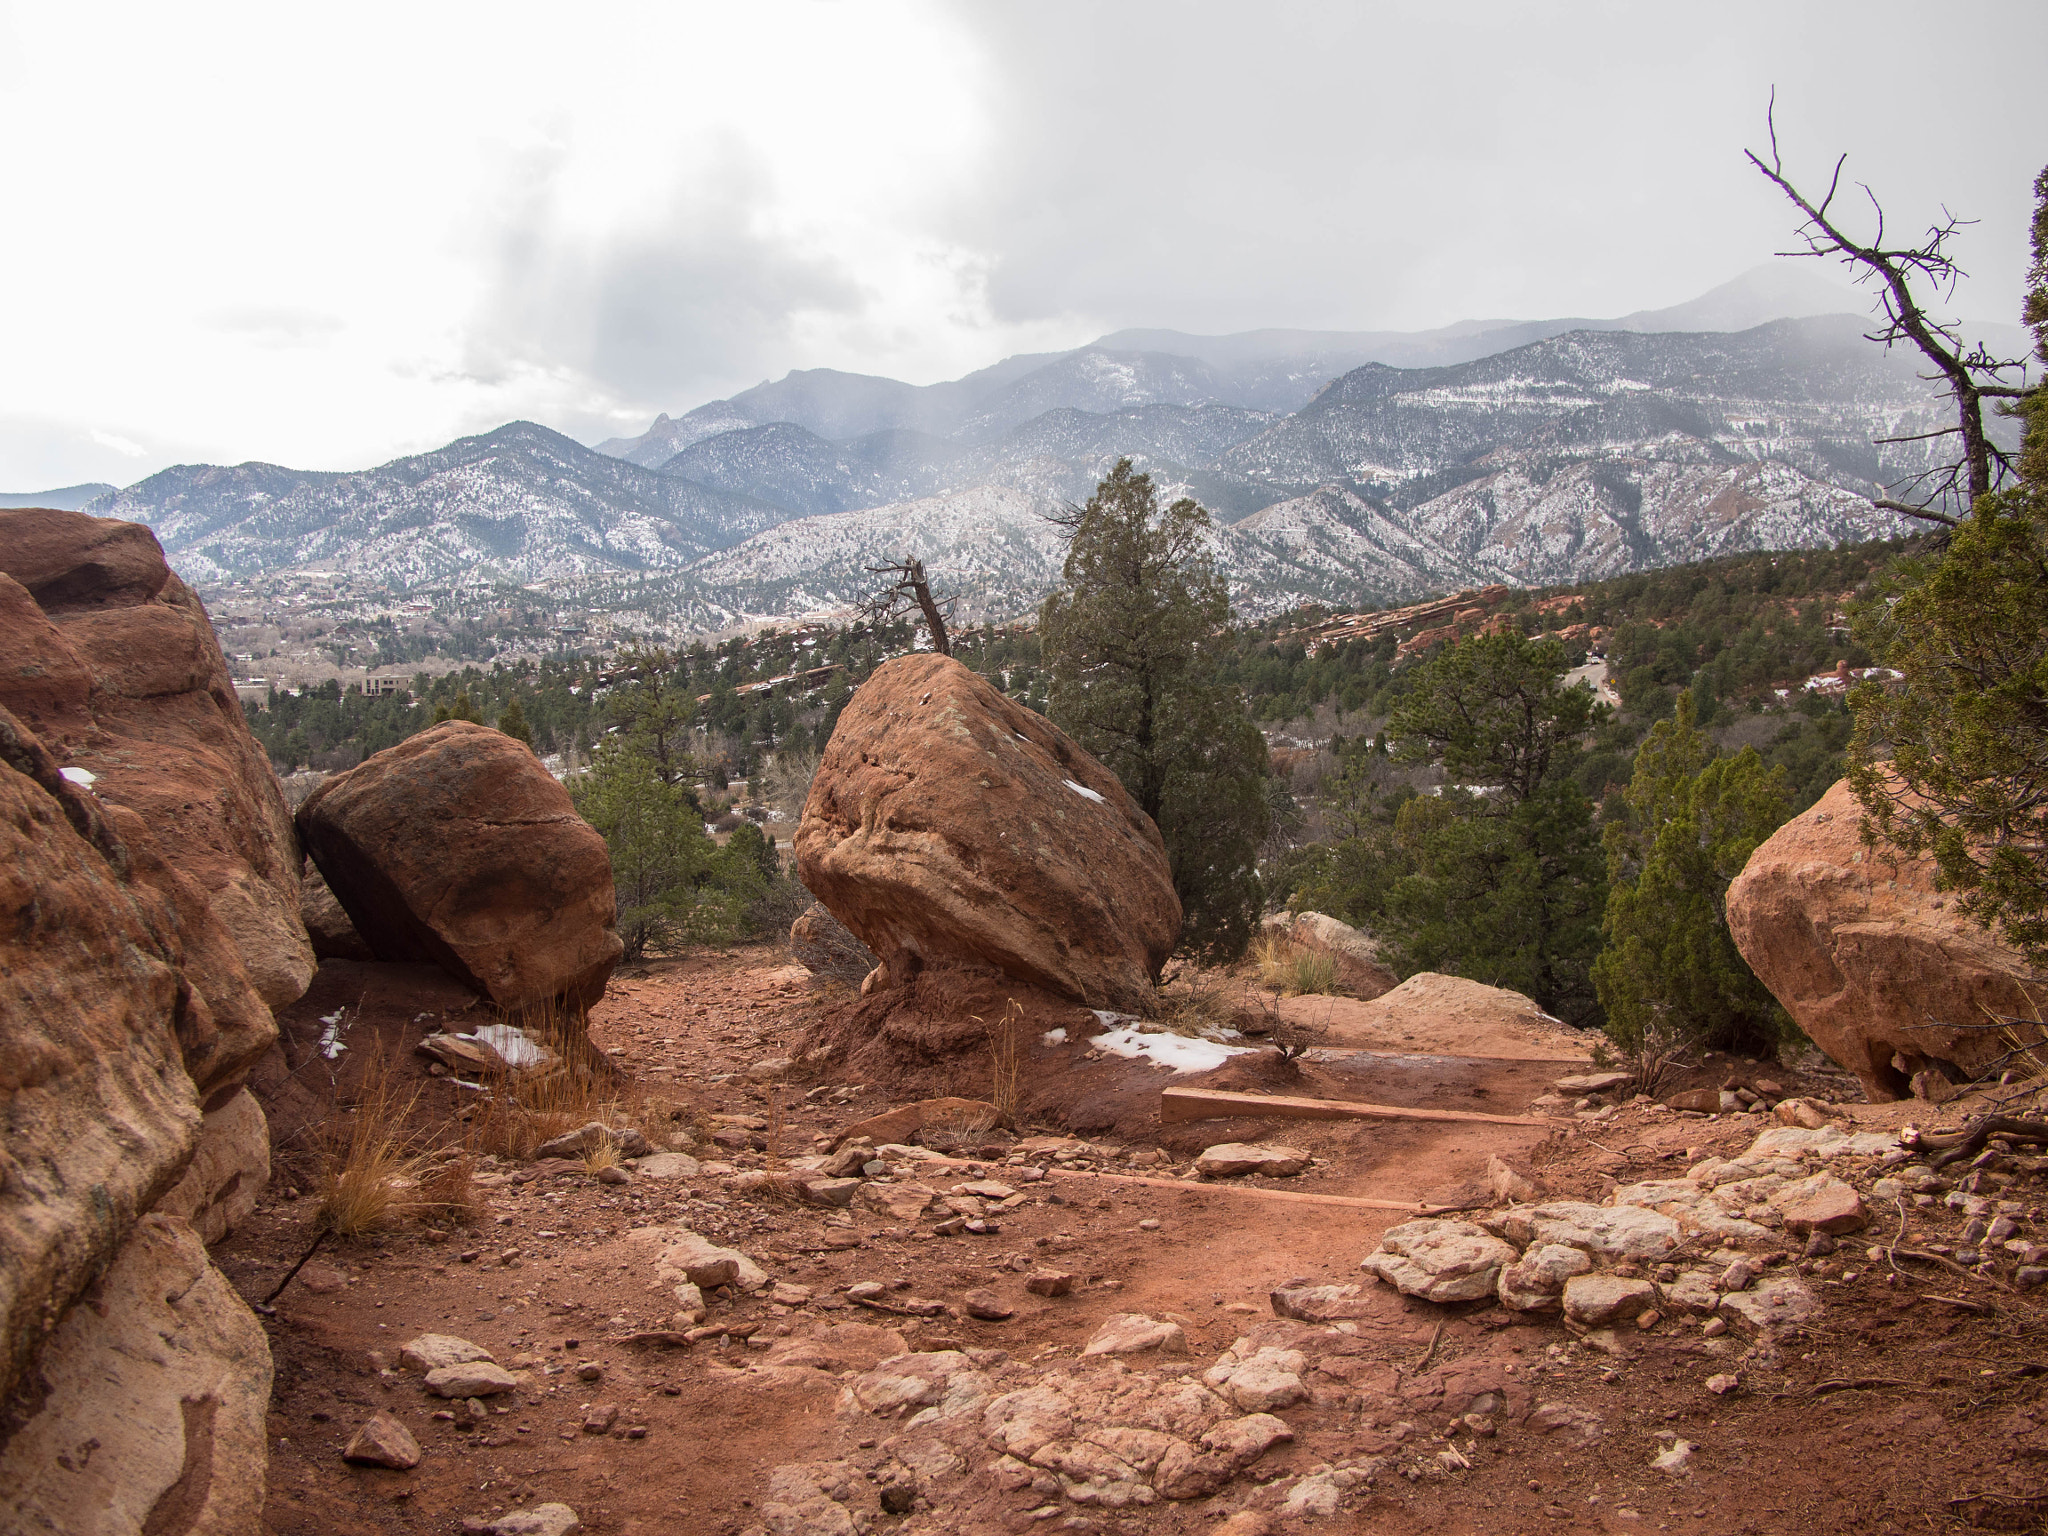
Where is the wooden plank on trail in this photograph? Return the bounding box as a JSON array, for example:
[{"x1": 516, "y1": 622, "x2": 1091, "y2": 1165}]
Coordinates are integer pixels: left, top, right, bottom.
[
  {"x1": 1044, "y1": 1166, "x2": 1452, "y2": 1214},
  {"x1": 1159, "y1": 1085, "x2": 1564, "y2": 1129}
]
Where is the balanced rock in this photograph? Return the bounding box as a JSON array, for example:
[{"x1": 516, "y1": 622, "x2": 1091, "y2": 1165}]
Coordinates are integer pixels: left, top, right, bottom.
[
  {"x1": 298, "y1": 720, "x2": 623, "y2": 1009},
  {"x1": 1360, "y1": 1219, "x2": 1519, "y2": 1303},
  {"x1": 795, "y1": 653, "x2": 1180, "y2": 1012},
  {"x1": 1727, "y1": 777, "x2": 2037, "y2": 1099}
]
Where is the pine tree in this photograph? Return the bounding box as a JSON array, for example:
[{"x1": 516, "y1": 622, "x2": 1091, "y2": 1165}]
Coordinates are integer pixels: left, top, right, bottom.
[
  {"x1": 1381, "y1": 632, "x2": 1607, "y2": 1024},
  {"x1": 496, "y1": 696, "x2": 533, "y2": 747},
  {"x1": 1593, "y1": 694, "x2": 1792, "y2": 1052},
  {"x1": 1040, "y1": 460, "x2": 1271, "y2": 958}
]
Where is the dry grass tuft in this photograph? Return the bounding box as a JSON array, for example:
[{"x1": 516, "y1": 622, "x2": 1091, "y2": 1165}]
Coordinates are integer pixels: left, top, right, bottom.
[
  {"x1": 317, "y1": 1044, "x2": 437, "y2": 1238},
  {"x1": 1153, "y1": 966, "x2": 1244, "y2": 1036},
  {"x1": 462, "y1": 998, "x2": 630, "y2": 1160},
  {"x1": 580, "y1": 1132, "x2": 622, "y2": 1174},
  {"x1": 923, "y1": 1100, "x2": 1001, "y2": 1155},
  {"x1": 740, "y1": 1172, "x2": 809, "y2": 1208},
  {"x1": 1253, "y1": 935, "x2": 1337, "y2": 997},
  {"x1": 979, "y1": 999, "x2": 1024, "y2": 1128}
]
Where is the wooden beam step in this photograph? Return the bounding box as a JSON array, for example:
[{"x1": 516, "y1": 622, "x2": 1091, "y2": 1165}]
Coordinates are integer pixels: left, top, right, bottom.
[{"x1": 1160, "y1": 1085, "x2": 1564, "y2": 1129}]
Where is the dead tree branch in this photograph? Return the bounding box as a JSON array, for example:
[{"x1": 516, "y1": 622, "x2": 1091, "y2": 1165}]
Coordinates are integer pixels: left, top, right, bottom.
[
  {"x1": 1746, "y1": 91, "x2": 2038, "y2": 519},
  {"x1": 860, "y1": 557, "x2": 954, "y2": 656}
]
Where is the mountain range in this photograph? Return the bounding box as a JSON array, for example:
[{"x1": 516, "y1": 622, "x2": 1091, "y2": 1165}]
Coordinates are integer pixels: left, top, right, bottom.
[{"x1": 64, "y1": 264, "x2": 1991, "y2": 625}]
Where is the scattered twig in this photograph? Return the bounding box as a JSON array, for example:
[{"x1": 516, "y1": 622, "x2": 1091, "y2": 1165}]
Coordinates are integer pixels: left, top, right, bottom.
[
  {"x1": 258, "y1": 1223, "x2": 332, "y2": 1310},
  {"x1": 1923, "y1": 1293, "x2": 1994, "y2": 1314},
  {"x1": 1927, "y1": 1116, "x2": 2048, "y2": 1169},
  {"x1": 1413, "y1": 1320, "x2": 1444, "y2": 1373},
  {"x1": 1770, "y1": 1376, "x2": 1918, "y2": 1401}
]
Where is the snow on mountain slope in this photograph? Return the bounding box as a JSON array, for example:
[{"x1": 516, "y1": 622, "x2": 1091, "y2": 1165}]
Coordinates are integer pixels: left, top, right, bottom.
[{"x1": 95, "y1": 422, "x2": 782, "y2": 585}]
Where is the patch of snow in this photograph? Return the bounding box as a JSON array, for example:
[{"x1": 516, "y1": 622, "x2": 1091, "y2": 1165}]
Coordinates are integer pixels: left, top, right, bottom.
[
  {"x1": 464, "y1": 1023, "x2": 546, "y2": 1068},
  {"x1": 1040, "y1": 1027, "x2": 1068, "y2": 1046},
  {"x1": 1091, "y1": 1025, "x2": 1255, "y2": 1074},
  {"x1": 1063, "y1": 778, "x2": 1106, "y2": 804},
  {"x1": 58, "y1": 766, "x2": 97, "y2": 785}
]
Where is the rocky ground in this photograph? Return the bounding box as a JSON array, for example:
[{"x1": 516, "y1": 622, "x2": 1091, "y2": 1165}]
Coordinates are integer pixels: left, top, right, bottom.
[{"x1": 220, "y1": 946, "x2": 2048, "y2": 1536}]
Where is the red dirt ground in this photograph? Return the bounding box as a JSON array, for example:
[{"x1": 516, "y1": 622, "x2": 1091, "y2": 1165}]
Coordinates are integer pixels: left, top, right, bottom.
[{"x1": 218, "y1": 946, "x2": 2048, "y2": 1536}]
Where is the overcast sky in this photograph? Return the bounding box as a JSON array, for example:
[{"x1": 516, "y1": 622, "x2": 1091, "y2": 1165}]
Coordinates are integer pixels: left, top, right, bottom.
[{"x1": 1, "y1": 0, "x2": 2042, "y2": 489}]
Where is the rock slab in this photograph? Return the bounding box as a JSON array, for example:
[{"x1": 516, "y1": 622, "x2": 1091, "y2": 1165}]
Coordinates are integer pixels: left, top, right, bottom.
[
  {"x1": 795, "y1": 653, "x2": 1180, "y2": 1012},
  {"x1": 298, "y1": 720, "x2": 623, "y2": 1009},
  {"x1": 1727, "y1": 777, "x2": 2038, "y2": 1099}
]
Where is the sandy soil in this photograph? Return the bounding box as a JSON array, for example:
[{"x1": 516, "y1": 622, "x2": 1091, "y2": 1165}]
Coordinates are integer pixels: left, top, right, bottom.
[{"x1": 219, "y1": 946, "x2": 2048, "y2": 1536}]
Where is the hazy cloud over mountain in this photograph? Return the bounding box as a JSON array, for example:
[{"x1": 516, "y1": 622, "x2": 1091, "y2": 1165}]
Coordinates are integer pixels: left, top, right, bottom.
[{"x1": 0, "y1": 0, "x2": 2041, "y2": 489}]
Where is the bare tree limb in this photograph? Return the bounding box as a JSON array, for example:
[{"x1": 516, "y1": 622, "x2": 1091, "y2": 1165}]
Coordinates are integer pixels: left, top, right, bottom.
[
  {"x1": 1746, "y1": 89, "x2": 2039, "y2": 517},
  {"x1": 1872, "y1": 499, "x2": 1962, "y2": 527}
]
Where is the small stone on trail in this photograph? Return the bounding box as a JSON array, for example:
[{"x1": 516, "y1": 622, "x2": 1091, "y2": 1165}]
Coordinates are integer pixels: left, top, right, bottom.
[
  {"x1": 1138, "y1": 1218, "x2": 1161, "y2": 1231},
  {"x1": 1556, "y1": 1072, "x2": 1631, "y2": 1095},
  {"x1": 964, "y1": 1289, "x2": 1014, "y2": 1320},
  {"x1": 343, "y1": 1410, "x2": 422, "y2": 1469},
  {"x1": 1651, "y1": 1439, "x2": 1695, "y2": 1474},
  {"x1": 595, "y1": 1166, "x2": 631, "y2": 1186},
  {"x1": 424, "y1": 1362, "x2": 518, "y2": 1398},
  {"x1": 1195, "y1": 1143, "x2": 1309, "y2": 1177},
  {"x1": 1701, "y1": 1316, "x2": 1728, "y2": 1338},
  {"x1": 399, "y1": 1334, "x2": 493, "y2": 1373},
  {"x1": 574, "y1": 1363, "x2": 602, "y2": 1382},
  {"x1": 1706, "y1": 1373, "x2": 1739, "y2": 1395},
  {"x1": 1025, "y1": 1270, "x2": 1074, "y2": 1297},
  {"x1": 1562, "y1": 1274, "x2": 1659, "y2": 1328},
  {"x1": 582, "y1": 1404, "x2": 618, "y2": 1434},
  {"x1": 297, "y1": 1261, "x2": 347, "y2": 1295},
  {"x1": 1080, "y1": 1313, "x2": 1186, "y2": 1356},
  {"x1": 1362, "y1": 1219, "x2": 1519, "y2": 1304},
  {"x1": 478, "y1": 1504, "x2": 581, "y2": 1536}
]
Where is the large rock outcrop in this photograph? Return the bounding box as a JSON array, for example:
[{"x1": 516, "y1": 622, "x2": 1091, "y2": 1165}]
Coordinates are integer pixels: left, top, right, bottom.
[
  {"x1": 0, "y1": 701, "x2": 273, "y2": 1528},
  {"x1": 298, "y1": 720, "x2": 623, "y2": 1009},
  {"x1": 0, "y1": 1213, "x2": 272, "y2": 1536},
  {"x1": 0, "y1": 508, "x2": 313, "y2": 1014},
  {"x1": 1727, "y1": 777, "x2": 2038, "y2": 1100},
  {"x1": 795, "y1": 653, "x2": 1180, "y2": 1012}
]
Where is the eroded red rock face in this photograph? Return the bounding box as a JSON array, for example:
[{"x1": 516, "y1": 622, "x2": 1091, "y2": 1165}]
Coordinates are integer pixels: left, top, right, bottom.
[
  {"x1": 297, "y1": 720, "x2": 623, "y2": 1010},
  {"x1": 796, "y1": 653, "x2": 1180, "y2": 1012},
  {"x1": 1727, "y1": 777, "x2": 2036, "y2": 1101},
  {"x1": 0, "y1": 508, "x2": 313, "y2": 1016}
]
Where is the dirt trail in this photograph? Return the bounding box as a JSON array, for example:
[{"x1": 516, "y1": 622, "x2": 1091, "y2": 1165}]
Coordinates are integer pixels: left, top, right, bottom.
[{"x1": 225, "y1": 947, "x2": 2048, "y2": 1535}]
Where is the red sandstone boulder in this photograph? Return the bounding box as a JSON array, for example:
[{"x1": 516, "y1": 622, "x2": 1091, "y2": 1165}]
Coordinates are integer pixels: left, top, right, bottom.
[
  {"x1": 1726, "y1": 777, "x2": 2036, "y2": 1101},
  {"x1": 795, "y1": 653, "x2": 1180, "y2": 1012},
  {"x1": 0, "y1": 509, "x2": 313, "y2": 1014},
  {"x1": 298, "y1": 721, "x2": 622, "y2": 1009}
]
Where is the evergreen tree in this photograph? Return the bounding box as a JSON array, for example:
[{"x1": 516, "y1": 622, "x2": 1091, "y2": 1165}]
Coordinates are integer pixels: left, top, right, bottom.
[
  {"x1": 1593, "y1": 694, "x2": 1792, "y2": 1052},
  {"x1": 570, "y1": 741, "x2": 739, "y2": 959},
  {"x1": 433, "y1": 690, "x2": 480, "y2": 724},
  {"x1": 1381, "y1": 632, "x2": 1607, "y2": 1024},
  {"x1": 1040, "y1": 460, "x2": 1271, "y2": 958},
  {"x1": 495, "y1": 696, "x2": 533, "y2": 748}
]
